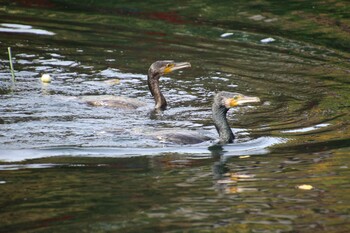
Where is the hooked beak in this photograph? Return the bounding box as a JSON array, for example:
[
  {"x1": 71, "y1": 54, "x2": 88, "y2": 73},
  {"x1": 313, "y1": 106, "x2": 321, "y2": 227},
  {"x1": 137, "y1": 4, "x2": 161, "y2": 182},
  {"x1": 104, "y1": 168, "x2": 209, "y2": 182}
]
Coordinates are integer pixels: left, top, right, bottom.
[
  {"x1": 164, "y1": 62, "x2": 191, "y2": 73},
  {"x1": 236, "y1": 96, "x2": 260, "y2": 105},
  {"x1": 227, "y1": 95, "x2": 260, "y2": 108}
]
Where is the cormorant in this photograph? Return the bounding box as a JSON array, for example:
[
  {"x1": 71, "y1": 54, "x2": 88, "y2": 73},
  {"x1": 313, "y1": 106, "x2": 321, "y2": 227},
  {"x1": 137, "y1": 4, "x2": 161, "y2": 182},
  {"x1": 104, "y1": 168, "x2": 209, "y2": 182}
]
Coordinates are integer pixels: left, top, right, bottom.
[
  {"x1": 81, "y1": 60, "x2": 191, "y2": 110},
  {"x1": 146, "y1": 91, "x2": 260, "y2": 144},
  {"x1": 212, "y1": 91, "x2": 260, "y2": 144}
]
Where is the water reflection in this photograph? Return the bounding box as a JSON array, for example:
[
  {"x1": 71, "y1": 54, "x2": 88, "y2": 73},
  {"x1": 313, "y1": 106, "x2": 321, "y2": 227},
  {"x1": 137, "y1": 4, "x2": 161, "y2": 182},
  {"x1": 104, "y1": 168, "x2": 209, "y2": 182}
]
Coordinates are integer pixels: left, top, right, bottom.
[
  {"x1": 211, "y1": 145, "x2": 264, "y2": 195},
  {"x1": 1, "y1": 148, "x2": 348, "y2": 232}
]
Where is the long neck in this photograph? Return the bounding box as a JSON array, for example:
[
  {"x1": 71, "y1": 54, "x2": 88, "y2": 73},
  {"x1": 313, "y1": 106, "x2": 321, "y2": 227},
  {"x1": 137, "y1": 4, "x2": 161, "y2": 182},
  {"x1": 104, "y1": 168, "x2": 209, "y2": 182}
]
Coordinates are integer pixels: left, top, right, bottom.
[
  {"x1": 148, "y1": 72, "x2": 167, "y2": 110},
  {"x1": 212, "y1": 104, "x2": 234, "y2": 144}
]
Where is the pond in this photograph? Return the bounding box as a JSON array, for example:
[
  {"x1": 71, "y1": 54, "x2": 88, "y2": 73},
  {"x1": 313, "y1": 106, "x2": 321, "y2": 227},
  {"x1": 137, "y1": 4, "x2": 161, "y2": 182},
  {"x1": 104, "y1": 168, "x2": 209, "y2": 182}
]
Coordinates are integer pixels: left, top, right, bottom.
[{"x1": 0, "y1": 0, "x2": 349, "y2": 232}]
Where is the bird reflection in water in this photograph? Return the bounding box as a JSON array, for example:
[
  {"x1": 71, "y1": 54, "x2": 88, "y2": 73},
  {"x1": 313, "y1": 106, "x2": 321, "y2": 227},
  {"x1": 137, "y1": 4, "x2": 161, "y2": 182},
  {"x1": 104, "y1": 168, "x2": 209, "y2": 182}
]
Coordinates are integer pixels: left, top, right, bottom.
[{"x1": 209, "y1": 145, "x2": 259, "y2": 194}]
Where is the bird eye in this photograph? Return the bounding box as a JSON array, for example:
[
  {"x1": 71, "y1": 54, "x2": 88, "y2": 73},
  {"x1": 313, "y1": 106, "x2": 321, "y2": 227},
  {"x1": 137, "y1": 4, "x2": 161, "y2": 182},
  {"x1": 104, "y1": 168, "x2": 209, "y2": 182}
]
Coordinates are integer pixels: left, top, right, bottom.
[{"x1": 234, "y1": 95, "x2": 243, "y2": 100}]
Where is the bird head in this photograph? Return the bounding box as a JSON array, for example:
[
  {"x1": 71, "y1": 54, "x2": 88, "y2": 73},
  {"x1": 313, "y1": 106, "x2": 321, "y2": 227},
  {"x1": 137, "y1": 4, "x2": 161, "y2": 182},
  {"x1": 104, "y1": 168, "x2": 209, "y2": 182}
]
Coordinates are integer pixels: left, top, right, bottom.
[
  {"x1": 149, "y1": 60, "x2": 191, "y2": 77},
  {"x1": 215, "y1": 91, "x2": 260, "y2": 109}
]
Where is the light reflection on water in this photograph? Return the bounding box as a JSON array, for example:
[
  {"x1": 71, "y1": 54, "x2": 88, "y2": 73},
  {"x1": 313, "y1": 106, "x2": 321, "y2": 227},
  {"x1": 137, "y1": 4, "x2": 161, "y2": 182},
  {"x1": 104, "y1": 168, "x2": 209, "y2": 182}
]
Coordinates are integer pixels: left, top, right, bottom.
[
  {"x1": 0, "y1": 23, "x2": 55, "y2": 35},
  {"x1": 281, "y1": 123, "x2": 330, "y2": 134}
]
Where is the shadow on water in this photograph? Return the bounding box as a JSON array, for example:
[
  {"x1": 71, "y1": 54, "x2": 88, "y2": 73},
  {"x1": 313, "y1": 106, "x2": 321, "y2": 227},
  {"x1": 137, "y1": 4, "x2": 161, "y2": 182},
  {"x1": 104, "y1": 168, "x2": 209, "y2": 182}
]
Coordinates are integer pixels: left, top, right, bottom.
[{"x1": 0, "y1": 0, "x2": 350, "y2": 232}]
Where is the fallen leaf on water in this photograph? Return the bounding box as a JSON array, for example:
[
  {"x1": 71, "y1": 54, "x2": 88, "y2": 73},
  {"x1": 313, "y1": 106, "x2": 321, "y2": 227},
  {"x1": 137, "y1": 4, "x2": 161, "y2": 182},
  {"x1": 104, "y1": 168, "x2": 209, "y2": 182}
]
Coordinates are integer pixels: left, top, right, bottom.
[
  {"x1": 296, "y1": 184, "x2": 314, "y2": 190},
  {"x1": 41, "y1": 74, "x2": 52, "y2": 83}
]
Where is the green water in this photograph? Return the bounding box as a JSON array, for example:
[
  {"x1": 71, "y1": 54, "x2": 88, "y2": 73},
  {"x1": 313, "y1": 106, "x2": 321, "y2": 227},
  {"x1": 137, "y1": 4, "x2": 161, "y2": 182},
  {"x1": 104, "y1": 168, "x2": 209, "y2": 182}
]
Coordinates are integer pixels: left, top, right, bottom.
[{"x1": 0, "y1": 0, "x2": 349, "y2": 232}]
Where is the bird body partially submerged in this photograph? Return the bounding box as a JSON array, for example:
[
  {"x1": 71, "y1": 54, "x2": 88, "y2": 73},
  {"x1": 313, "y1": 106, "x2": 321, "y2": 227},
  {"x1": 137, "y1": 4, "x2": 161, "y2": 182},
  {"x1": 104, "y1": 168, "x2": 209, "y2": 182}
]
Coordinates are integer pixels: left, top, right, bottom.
[
  {"x1": 143, "y1": 128, "x2": 212, "y2": 145},
  {"x1": 149, "y1": 92, "x2": 260, "y2": 145},
  {"x1": 82, "y1": 61, "x2": 191, "y2": 110},
  {"x1": 81, "y1": 95, "x2": 145, "y2": 109}
]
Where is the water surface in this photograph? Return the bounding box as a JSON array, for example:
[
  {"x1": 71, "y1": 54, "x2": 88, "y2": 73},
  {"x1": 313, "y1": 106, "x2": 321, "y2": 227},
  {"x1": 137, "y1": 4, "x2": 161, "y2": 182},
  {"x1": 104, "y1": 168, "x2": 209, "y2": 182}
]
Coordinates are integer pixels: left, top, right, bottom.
[{"x1": 0, "y1": 0, "x2": 349, "y2": 232}]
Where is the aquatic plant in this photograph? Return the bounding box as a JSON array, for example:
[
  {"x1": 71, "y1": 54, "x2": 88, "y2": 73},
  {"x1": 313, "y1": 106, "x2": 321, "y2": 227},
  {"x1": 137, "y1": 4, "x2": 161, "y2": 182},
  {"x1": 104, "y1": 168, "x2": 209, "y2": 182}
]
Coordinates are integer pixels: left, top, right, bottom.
[{"x1": 7, "y1": 47, "x2": 15, "y2": 83}]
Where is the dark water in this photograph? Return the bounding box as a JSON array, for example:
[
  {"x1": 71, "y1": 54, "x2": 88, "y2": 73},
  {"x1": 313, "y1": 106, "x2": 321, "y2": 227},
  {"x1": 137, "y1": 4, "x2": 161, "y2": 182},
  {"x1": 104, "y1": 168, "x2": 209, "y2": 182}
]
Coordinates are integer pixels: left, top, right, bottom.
[{"x1": 0, "y1": 0, "x2": 350, "y2": 232}]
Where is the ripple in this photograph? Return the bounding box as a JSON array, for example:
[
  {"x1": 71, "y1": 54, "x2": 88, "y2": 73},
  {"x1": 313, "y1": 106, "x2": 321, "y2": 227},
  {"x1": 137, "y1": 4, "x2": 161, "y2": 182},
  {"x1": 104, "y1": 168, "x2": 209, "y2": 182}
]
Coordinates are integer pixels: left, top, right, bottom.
[
  {"x1": 0, "y1": 163, "x2": 57, "y2": 170},
  {"x1": 99, "y1": 68, "x2": 146, "y2": 79},
  {"x1": 0, "y1": 136, "x2": 284, "y2": 162},
  {"x1": 0, "y1": 23, "x2": 55, "y2": 35},
  {"x1": 281, "y1": 123, "x2": 330, "y2": 133}
]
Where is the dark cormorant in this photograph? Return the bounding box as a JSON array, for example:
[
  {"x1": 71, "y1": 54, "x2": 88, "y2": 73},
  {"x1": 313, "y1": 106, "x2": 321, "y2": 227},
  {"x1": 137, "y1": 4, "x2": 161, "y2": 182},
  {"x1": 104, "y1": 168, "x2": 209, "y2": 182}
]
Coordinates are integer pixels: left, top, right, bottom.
[
  {"x1": 82, "y1": 60, "x2": 191, "y2": 110},
  {"x1": 212, "y1": 91, "x2": 260, "y2": 144},
  {"x1": 147, "y1": 91, "x2": 260, "y2": 144}
]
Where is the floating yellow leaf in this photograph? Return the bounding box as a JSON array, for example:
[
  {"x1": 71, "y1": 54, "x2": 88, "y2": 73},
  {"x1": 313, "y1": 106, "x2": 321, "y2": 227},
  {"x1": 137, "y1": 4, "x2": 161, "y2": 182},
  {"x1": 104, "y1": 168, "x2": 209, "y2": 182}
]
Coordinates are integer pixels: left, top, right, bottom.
[
  {"x1": 297, "y1": 184, "x2": 313, "y2": 190},
  {"x1": 40, "y1": 74, "x2": 51, "y2": 83}
]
